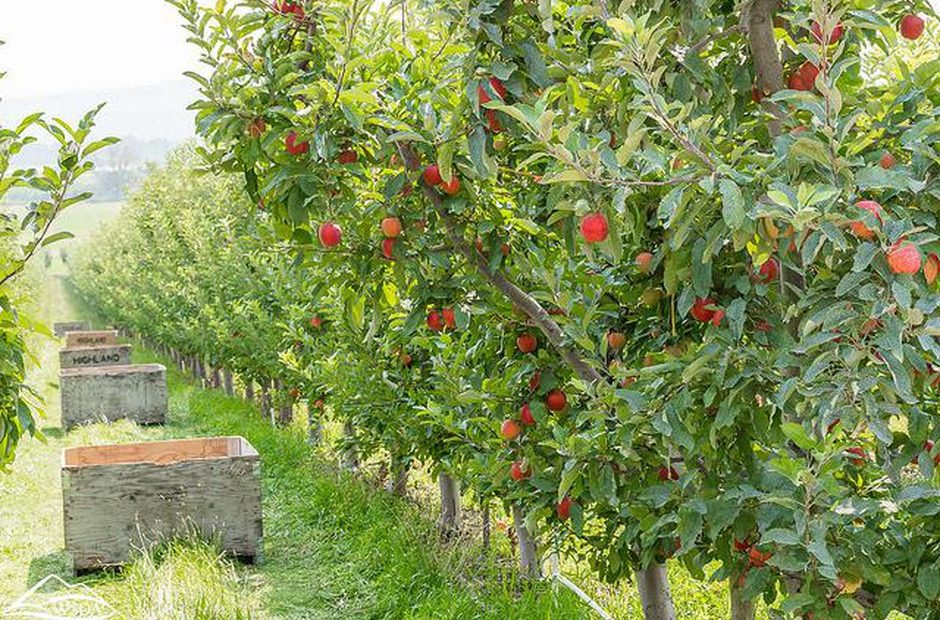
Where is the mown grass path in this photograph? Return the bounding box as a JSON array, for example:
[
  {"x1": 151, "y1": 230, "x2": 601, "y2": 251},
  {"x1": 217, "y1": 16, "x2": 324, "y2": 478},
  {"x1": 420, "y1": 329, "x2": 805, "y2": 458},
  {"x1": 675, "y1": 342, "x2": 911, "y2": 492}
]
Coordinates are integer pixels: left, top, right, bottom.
[{"x1": 1, "y1": 272, "x2": 591, "y2": 619}]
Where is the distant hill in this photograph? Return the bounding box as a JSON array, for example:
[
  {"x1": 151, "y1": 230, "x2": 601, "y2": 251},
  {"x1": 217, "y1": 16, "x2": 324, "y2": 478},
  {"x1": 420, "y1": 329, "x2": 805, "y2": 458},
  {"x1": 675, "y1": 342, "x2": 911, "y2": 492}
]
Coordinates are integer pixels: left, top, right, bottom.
[
  {"x1": 0, "y1": 79, "x2": 201, "y2": 201},
  {"x1": 0, "y1": 79, "x2": 199, "y2": 143}
]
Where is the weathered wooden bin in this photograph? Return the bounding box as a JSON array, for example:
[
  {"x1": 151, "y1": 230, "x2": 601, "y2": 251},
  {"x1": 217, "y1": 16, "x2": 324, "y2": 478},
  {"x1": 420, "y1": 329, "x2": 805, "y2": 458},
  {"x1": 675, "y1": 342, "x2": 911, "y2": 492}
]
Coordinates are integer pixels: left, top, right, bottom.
[
  {"x1": 60, "y1": 364, "x2": 167, "y2": 430},
  {"x1": 65, "y1": 330, "x2": 119, "y2": 348},
  {"x1": 59, "y1": 344, "x2": 133, "y2": 370},
  {"x1": 62, "y1": 437, "x2": 263, "y2": 572},
  {"x1": 53, "y1": 321, "x2": 90, "y2": 338}
]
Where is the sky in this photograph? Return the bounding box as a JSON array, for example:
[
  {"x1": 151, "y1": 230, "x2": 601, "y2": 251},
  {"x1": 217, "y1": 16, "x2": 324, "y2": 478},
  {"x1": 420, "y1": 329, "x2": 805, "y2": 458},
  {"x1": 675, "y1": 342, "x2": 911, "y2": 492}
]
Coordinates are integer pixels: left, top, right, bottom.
[{"x1": 0, "y1": 0, "x2": 200, "y2": 99}]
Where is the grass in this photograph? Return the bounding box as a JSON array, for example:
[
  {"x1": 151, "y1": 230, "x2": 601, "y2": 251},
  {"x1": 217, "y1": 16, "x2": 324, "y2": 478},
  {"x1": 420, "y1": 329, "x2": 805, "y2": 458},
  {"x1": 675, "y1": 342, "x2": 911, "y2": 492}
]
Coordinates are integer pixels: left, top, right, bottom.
[{"x1": 1, "y1": 255, "x2": 741, "y2": 619}]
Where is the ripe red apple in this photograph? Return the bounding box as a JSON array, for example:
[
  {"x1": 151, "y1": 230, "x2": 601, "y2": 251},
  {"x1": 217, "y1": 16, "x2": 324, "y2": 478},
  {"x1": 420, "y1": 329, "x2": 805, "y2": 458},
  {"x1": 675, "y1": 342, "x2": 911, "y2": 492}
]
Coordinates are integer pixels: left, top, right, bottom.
[
  {"x1": 516, "y1": 333, "x2": 538, "y2": 354},
  {"x1": 488, "y1": 76, "x2": 507, "y2": 99},
  {"x1": 310, "y1": 316, "x2": 323, "y2": 328},
  {"x1": 318, "y1": 222, "x2": 342, "y2": 247},
  {"x1": 485, "y1": 109, "x2": 503, "y2": 133},
  {"x1": 400, "y1": 352, "x2": 413, "y2": 367},
  {"x1": 510, "y1": 460, "x2": 531, "y2": 481},
  {"x1": 528, "y1": 371, "x2": 542, "y2": 392},
  {"x1": 710, "y1": 309, "x2": 725, "y2": 327},
  {"x1": 658, "y1": 465, "x2": 679, "y2": 481},
  {"x1": 557, "y1": 496, "x2": 573, "y2": 521},
  {"x1": 846, "y1": 446, "x2": 867, "y2": 466},
  {"x1": 285, "y1": 131, "x2": 310, "y2": 155},
  {"x1": 850, "y1": 200, "x2": 882, "y2": 239},
  {"x1": 733, "y1": 537, "x2": 752, "y2": 552},
  {"x1": 273, "y1": 1, "x2": 304, "y2": 19},
  {"x1": 900, "y1": 14, "x2": 925, "y2": 40},
  {"x1": 880, "y1": 151, "x2": 896, "y2": 170},
  {"x1": 423, "y1": 164, "x2": 443, "y2": 186},
  {"x1": 788, "y1": 61, "x2": 820, "y2": 91},
  {"x1": 546, "y1": 389, "x2": 567, "y2": 412},
  {"x1": 811, "y1": 20, "x2": 843, "y2": 44},
  {"x1": 500, "y1": 243, "x2": 510, "y2": 256},
  {"x1": 755, "y1": 320, "x2": 773, "y2": 333},
  {"x1": 477, "y1": 83, "x2": 492, "y2": 105},
  {"x1": 313, "y1": 399, "x2": 325, "y2": 410},
  {"x1": 748, "y1": 547, "x2": 773, "y2": 568},
  {"x1": 501, "y1": 419, "x2": 521, "y2": 441},
  {"x1": 635, "y1": 251, "x2": 654, "y2": 273},
  {"x1": 887, "y1": 241, "x2": 922, "y2": 275},
  {"x1": 925, "y1": 253, "x2": 940, "y2": 285},
  {"x1": 382, "y1": 238, "x2": 396, "y2": 260},
  {"x1": 607, "y1": 331, "x2": 626, "y2": 350},
  {"x1": 381, "y1": 216, "x2": 402, "y2": 238},
  {"x1": 427, "y1": 310, "x2": 443, "y2": 332},
  {"x1": 337, "y1": 149, "x2": 358, "y2": 164},
  {"x1": 754, "y1": 258, "x2": 779, "y2": 284},
  {"x1": 912, "y1": 440, "x2": 938, "y2": 465},
  {"x1": 440, "y1": 175, "x2": 461, "y2": 195},
  {"x1": 247, "y1": 117, "x2": 266, "y2": 137},
  {"x1": 690, "y1": 297, "x2": 717, "y2": 323},
  {"x1": 442, "y1": 307, "x2": 456, "y2": 330},
  {"x1": 580, "y1": 212, "x2": 609, "y2": 244},
  {"x1": 520, "y1": 403, "x2": 535, "y2": 426}
]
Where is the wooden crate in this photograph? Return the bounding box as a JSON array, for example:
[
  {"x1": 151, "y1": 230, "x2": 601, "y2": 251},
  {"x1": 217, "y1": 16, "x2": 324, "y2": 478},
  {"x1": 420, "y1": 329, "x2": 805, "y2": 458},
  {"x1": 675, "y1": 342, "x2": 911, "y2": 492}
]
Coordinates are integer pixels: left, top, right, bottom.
[
  {"x1": 62, "y1": 437, "x2": 263, "y2": 572},
  {"x1": 59, "y1": 344, "x2": 133, "y2": 370},
  {"x1": 59, "y1": 364, "x2": 167, "y2": 430},
  {"x1": 65, "y1": 330, "x2": 119, "y2": 348},
  {"x1": 53, "y1": 321, "x2": 90, "y2": 337}
]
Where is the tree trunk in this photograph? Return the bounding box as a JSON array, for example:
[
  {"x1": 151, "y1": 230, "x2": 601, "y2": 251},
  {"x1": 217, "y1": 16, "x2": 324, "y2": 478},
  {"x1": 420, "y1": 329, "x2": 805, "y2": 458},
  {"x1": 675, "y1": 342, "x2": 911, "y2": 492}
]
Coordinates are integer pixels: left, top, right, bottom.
[
  {"x1": 260, "y1": 380, "x2": 271, "y2": 421},
  {"x1": 223, "y1": 369, "x2": 234, "y2": 396},
  {"x1": 512, "y1": 503, "x2": 539, "y2": 578},
  {"x1": 439, "y1": 473, "x2": 462, "y2": 538},
  {"x1": 636, "y1": 564, "x2": 677, "y2": 620},
  {"x1": 387, "y1": 457, "x2": 409, "y2": 496},
  {"x1": 731, "y1": 581, "x2": 755, "y2": 620},
  {"x1": 307, "y1": 403, "x2": 322, "y2": 446},
  {"x1": 481, "y1": 500, "x2": 491, "y2": 554},
  {"x1": 245, "y1": 379, "x2": 255, "y2": 403},
  {"x1": 211, "y1": 366, "x2": 222, "y2": 389},
  {"x1": 340, "y1": 420, "x2": 359, "y2": 471}
]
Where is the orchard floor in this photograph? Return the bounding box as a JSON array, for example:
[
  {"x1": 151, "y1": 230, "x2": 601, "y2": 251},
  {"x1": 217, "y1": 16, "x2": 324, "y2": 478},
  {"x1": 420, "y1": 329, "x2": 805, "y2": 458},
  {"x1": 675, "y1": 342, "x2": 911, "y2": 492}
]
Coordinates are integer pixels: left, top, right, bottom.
[{"x1": 1, "y1": 268, "x2": 753, "y2": 619}]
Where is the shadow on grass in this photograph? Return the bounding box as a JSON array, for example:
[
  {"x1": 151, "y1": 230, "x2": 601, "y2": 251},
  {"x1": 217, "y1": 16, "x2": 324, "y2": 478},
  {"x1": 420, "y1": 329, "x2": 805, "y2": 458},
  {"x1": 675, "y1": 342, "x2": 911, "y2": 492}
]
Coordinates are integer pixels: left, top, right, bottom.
[{"x1": 26, "y1": 551, "x2": 72, "y2": 590}]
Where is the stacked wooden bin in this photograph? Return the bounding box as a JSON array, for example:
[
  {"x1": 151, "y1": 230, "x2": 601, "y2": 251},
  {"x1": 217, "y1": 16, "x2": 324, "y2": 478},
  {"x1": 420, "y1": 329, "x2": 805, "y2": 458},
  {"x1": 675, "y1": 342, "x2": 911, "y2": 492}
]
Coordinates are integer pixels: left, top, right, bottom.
[{"x1": 53, "y1": 321, "x2": 263, "y2": 573}]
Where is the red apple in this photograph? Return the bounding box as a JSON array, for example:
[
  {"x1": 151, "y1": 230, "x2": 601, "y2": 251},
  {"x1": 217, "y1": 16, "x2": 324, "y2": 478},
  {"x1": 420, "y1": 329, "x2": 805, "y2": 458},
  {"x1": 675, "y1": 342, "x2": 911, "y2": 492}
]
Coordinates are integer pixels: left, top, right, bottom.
[
  {"x1": 520, "y1": 403, "x2": 535, "y2": 426},
  {"x1": 442, "y1": 307, "x2": 456, "y2": 330},
  {"x1": 427, "y1": 311, "x2": 443, "y2": 332},
  {"x1": 811, "y1": 21, "x2": 843, "y2": 44},
  {"x1": 517, "y1": 333, "x2": 538, "y2": 354},
  {"x1": 285, "y1": 131, "x2": 309, "y2": 155},
  {"x1": 748, "y1": 547, "x2": 773, "y2": 568},
  {"x1": 887, "y1": 241, "x2": 922, "y2": 275},
  {"x1": 880, "y1": 151, "x2": 896, "y2": 170},
  {"x1": 485, "y1": 109, "x2": 502, "y2": 133},
  {"x1": 900, "y1": 14, "x2": 925, "y2": 40},
  {"x1": 690, "y1": 297, "x2": 717, "y2": 323},
  {"x1": 557, "y1": 496, "x2": 573, "y2": 520},
  {"x1": 310, "y1": 316, "x2": 323, "y2": 328},
  {"x1": 501, "y1": 419, "x2": 521, "y2": 441},
  {"x1": 846, "y1": 446, "x2": 867, "y2": 466},
  {"x1": 607, "y1": 331, "x2": 626, "y2": 350},
  {"x1": 337, "y1": 149, "x2": 358, "y2": 164},
  {"x1": 313, "y1": 399, "x2": 325, "y2": 410},
  {"x1": 381, "y1": 217, "x2": 402, "y2": 238},
  {"x1": 528, "y1": 371, "x2": 542, "y2": 392},
  {"x1": 400, "y1": 352, "x2": 413, "y2": 367},
  {"x1": 477, "y1": 83, "x2": 492, "y2": 105},
  {"x1": 580, "y1": 212, "x2": 609, "y2": 244},
  {"x1": 925, "y1": 253, "x2": 940, "y2": 285},
  {"x1": 546, "y1": 389, "x2": 567, "y2": 412},
  {"x1": 423, "y1": 164, "x2": 443, "y2": 186},
  {"x1": 636, "y1": 251, "x2": 654, "y2": 273},
  {"x1": 318, "y1": 222, "x2": 342, "y2": 247},
  {"x1": 658, "y1": 465, "x2": 679, "y2": 481},
  {"x1": 754, "y1": 258, "x2": 779, "y2": 284},
  {"x1": 710, "y1": 309, "x2": 726, "y2": 327},
  {"x1": 382, "y1": 238, "x2": 396, "y2": 260},
  {"x1": 850, "y1": 200, "x2": 883, "y2": 239},
  {"x1": 510, "y1": 460, "x2": 531, "y2": 481},
  {"x1": 733, "y1": 537, "x2": 752, "y2": 552},
  {"x1": 440, "y1": 175, "x2": 461, "y2": 195},
  {"x1": 489, "y1": 77, "x2": 508, "y2": 99}
]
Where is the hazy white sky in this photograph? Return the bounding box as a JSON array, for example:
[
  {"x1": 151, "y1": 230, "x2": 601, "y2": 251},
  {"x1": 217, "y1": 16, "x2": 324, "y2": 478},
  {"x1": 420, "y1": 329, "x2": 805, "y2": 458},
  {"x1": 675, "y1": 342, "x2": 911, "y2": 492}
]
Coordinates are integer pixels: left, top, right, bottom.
[{"x1": 0, "y1": 0, "x2": 200, "y2": 99}]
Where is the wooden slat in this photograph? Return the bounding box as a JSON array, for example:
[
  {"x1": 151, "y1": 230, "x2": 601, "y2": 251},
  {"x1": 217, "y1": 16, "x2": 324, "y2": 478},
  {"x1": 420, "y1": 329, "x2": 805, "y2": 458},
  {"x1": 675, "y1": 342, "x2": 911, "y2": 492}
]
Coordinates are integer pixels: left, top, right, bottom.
[{"x1": 63, "y1": 437, "x2": 250, "y2": 468}]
